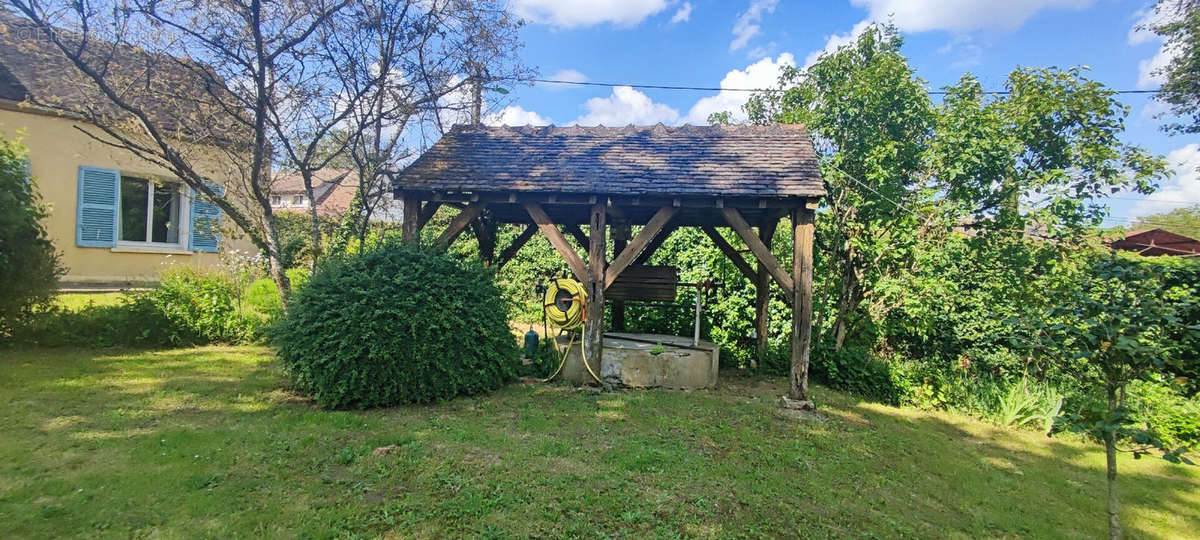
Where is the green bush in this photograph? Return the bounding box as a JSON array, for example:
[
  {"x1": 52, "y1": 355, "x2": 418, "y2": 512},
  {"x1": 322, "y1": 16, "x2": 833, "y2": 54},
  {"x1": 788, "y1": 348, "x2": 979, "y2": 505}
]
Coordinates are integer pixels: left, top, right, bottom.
[
  {"x1": 273, "y1": 242, "x2": 519, "y2": 409},
  {"x1": 0, "y1": 135, "x2": 64, "y2": 327},
  {"x1": 150, "y1": 266, "x2": 255, "y2": 343},
  {"x1": 11, "y1": 295, "x2": 185, "y2": 347},
  {"x1": 5, "y1": 265, "x2": 263, "y2": 348},
  {"x1": 808, "y1": 344, "x2": 903, "y2": 404},
  {"x1": 1128, "y1": 378, "x2": 1200, "y2": 453}
]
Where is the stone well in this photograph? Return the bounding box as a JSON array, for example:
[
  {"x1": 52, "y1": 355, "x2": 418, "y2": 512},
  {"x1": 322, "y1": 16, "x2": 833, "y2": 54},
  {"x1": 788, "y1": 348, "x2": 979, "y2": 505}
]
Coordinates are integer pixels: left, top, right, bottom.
[{"x1": 554, "y1": 332, "x2": 719, "y2": 390}]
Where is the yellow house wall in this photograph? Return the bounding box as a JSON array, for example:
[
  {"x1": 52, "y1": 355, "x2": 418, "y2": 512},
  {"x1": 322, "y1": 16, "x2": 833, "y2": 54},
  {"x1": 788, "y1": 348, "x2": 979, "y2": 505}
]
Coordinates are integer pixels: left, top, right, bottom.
[{"x1": 0, "y1": 106, "x2": 256, "y2": 286}]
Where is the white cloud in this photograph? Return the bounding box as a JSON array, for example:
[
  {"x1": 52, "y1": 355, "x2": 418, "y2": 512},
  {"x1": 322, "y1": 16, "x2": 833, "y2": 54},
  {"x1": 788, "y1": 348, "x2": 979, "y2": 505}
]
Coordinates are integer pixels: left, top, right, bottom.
[
  {"x1": 1129, "y1": 6, "x2": 1182, "y2": 89},
  {"x1": 937, "y1": 34, "x2": 984, "y2": 68},
  {"x1": 538, "y1": 69, "x2": 589, "y2": 91},
  {"x1": 670, "y1": 2, "x2": 692, "y2": 24},
  {"x1": 730, "y1": 0, "x2": 778, "y2": 51},
  {"x1": 804, "y1": 20, "x2": 872, "y2": 69},
  {"x1": 573, "y1": 86, "x2": 679, "y2": 126},
  {"x1": 1130, "y1": 144, "x2": 1200, "y2": 218},
  {"x1": 510, "y1": 0, "x2": 669, "y2": 28},
  {"x1": 684, "y1": 53, "x2": 795, "y2": 124},
  {"x1": 485, "y1": 105, "x2": 552, "y2": 126},
  {"x1": 848, "y1": 0, "x2": 1094, "y2": 33}
]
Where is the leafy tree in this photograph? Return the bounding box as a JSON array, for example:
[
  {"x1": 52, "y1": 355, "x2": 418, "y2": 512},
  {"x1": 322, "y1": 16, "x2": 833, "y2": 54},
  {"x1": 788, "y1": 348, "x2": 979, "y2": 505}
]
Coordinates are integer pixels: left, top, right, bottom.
[
  {"x1": 932, "y1": 69, "x2": 1165, "y2": 235},
  {"x1": 0, "y1": 135, "x2": 63, "y2": 326},
  {"x1": 1142, "y1": 0, "x2": 1200, "y2": 134},
  {"x1": 747, "y1": 25, "x2": 936, "y2": 350},
  {"x1": 1131, "y1": 204, "x2": 1200, "y2": 238},
  {"x1": 1027, "y1": 256, "x2": 1198, "y2": 539}
]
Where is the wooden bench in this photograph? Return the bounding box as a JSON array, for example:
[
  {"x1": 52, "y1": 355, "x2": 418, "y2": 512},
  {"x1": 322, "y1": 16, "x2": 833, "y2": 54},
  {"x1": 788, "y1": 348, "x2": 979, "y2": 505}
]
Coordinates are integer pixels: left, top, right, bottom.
[{"x1": 606, "y1": 265, "x2": 678, "y2": 303}]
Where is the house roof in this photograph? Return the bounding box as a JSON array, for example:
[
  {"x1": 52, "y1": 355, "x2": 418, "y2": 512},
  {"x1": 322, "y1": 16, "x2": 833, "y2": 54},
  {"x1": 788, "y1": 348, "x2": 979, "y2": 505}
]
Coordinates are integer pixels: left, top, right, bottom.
[
  {"x1": 271, "y1": 169, "x2": 359, "y2": 217},
  {"x1": 0, "y1": 11, "x2": 240, "y2": 141},
  {"x1": 1110, "y1": 228, "x2": 1200, "y2": 257},
  {"x1": 393, "y1": 124, "x2": 826, "y2": 199}
]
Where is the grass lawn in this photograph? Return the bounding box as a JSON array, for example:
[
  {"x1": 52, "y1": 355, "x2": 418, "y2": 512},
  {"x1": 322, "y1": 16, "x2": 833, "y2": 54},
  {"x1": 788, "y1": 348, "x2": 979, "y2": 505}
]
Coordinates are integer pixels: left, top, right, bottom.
[
  {"x1": 1, "y1": 347, "x2": 1197, "y2": 538},
  {"x1": 52, "y1": 292, "x2": 129, "y2": 312}
]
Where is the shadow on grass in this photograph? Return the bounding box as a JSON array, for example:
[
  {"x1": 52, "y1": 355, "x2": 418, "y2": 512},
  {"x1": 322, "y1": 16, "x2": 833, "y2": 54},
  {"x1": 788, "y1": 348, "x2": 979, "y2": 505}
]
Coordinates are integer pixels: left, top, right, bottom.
[{"x1": 0, "y1": 348, "x2": 1197, "y2": 538}]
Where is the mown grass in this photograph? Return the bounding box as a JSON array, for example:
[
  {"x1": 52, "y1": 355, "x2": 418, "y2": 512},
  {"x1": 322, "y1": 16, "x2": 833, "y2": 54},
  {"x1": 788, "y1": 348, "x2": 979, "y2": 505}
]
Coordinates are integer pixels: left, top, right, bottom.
[
  {"x1": 52, "y1": 292, "x2": 129, "y2": 312},
  {"x1": 0, "y1": 346, "x2": 1197, "y2": 538}
]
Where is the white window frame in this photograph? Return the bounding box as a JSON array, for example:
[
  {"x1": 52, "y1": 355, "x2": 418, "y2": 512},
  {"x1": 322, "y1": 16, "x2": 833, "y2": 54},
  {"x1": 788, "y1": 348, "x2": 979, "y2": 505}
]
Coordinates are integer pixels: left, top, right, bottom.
[
  {"x1": 116, "y1": 174, "x2": 190, "y2": 249},
  {"x1": 270, "y1": 195, "x2": 282, "y2": 206},
  {"x1": 291, "y1": 194, "x2": 305, "y2": 207}
]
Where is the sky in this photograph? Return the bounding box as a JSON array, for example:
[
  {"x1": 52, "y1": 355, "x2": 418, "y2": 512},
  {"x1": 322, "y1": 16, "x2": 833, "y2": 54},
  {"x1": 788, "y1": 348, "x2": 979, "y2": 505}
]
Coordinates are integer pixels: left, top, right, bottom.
[{"x1": 475, "y1": 0, "x2": 1197, "y2": 226}]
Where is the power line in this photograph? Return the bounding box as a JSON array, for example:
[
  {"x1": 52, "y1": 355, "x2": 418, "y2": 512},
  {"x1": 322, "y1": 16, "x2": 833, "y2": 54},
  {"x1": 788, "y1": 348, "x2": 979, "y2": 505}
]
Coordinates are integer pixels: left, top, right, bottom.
[{"x1": 527, "y1": 78, "x2": 1163, "y2": 96}]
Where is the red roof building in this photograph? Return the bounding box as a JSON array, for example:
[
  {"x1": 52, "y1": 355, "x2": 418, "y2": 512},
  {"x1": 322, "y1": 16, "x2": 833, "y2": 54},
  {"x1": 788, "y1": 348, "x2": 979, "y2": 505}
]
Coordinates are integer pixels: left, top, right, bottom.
[{"x1": 1110, "y1": 228, "x2": 1200, "y2": 257}]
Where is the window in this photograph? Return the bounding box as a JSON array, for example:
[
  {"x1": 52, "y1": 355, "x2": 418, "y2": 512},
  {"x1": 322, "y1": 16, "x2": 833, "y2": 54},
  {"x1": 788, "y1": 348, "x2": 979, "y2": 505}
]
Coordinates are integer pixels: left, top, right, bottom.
[
  {"x1": 291, "y1": 195, "x2": 305, "y2": 207},
  {"x1": 270, "y1": 195, "x2": 282, "y2": 206},
  {"x1": 118, "y1": 176, "x2": 186, "y2": 245}
]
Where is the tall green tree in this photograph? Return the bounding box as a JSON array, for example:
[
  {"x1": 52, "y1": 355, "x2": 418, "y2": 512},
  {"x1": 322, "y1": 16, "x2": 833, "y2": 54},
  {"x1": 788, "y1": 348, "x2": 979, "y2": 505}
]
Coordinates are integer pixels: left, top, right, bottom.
[
  {"x1": 0, "y1": 135, "x2": 63, "y2": 326},
  {"x1": 747, "y1": 25, "x2": 936, "y2": 350},
  {"x1": 932, "y1": 68, "x2": 1165, "y2": 235},
  {"x1": 1143, "y1": 0, "x2": 1200, "y2": 134}
]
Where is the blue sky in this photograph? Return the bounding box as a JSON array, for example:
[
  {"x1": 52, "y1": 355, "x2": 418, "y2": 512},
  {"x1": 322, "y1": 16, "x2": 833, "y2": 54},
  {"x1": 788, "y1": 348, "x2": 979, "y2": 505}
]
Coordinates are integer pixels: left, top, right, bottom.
[{"x1": 479, "y1": 0, "x2": 1197, "y2": 225}]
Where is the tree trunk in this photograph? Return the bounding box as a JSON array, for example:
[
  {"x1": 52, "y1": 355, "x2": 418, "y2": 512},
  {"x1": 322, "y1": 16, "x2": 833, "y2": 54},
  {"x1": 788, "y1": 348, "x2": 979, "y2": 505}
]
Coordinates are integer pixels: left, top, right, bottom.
[
  {"x1": 263, "y1": 215, "x2": 292, "y2": 308},
  {"x1": 302, "y1": 170, "x2": 323, "y2": 267},
  {"x1": 1106, "y1": 386, "x2": 1122, "y2": 540}
]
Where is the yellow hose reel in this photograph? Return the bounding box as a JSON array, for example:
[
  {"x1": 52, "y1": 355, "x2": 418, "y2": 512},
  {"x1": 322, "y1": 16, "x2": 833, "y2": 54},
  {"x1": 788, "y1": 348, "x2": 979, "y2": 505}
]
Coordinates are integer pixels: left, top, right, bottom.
[
  {"x1": 539, "y1": 278, "x2": 600, "y2": 383},
  {"x1": 543, "y1": 278, "x2": 587, "y2": 329}
]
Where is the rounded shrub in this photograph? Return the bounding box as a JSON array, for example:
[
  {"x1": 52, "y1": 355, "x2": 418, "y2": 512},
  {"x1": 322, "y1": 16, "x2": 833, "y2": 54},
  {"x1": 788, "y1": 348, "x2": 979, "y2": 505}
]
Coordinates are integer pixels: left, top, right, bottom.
[{"x1": 273, "y1": 242, "x2": 519, "y2": 409}]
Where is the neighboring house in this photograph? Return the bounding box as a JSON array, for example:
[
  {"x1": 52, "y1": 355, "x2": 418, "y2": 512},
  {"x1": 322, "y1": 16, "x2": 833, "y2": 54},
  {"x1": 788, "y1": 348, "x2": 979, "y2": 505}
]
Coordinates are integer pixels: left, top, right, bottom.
[
  {"x1": 0, "y1": 13, "x2": 252, "y2": 287},
  {"x1": 270, "y1": 169, "x2": 358, "y2": 217},
  {"x1": 1110, "y1": 228, "x2": 1200, "y2": 257}
]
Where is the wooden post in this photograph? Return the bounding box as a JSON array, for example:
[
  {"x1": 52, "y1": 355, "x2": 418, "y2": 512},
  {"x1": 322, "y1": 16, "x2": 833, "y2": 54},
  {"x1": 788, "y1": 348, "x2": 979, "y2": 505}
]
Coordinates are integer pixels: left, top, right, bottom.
[
  {"x1": 754, "y1": 219, "x2": 779, "y2": 367},
  {"x1": 471, "y1": 218, "x2": 496, "y2": 266},
  {"x1": 401, "y1": 192, "x2": 421, "y2": 243},
  {"x1": 785, "y1": 206, "x2": 815, "y2": 409},
  {"x1": 611, "y1": 224, "x2": 630, "y2": 332},
  {"x1": 586, "y1": 202, "x2": 607, "y2": 387}
]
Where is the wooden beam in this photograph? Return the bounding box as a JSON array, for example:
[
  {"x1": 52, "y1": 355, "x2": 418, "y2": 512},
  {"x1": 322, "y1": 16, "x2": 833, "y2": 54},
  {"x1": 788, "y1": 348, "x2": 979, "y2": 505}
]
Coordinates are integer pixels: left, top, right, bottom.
[
  {"x1": 605, "y1": 207, "x2": 678, "y2": 289},
  {"x1": 634, "y1": 223, "x2": 677, "y2": 265},
  {"x1": 564, "y1": 222, "x2": 590, "y2": 249},
  {"x1": 701, "y1": 226, "x2": 760, "y2": 287},
  {"x1": 755, "y1": 218, "x2": 780, "y2": 365},
  {"x1": 401, "y1": 192, "x2": 421, "y2": 243},
  {"x1": 586, "y1": 202, "x2": 607, "y2": 386},
  {"x1": 524, "y1": 203, "x2": 588, "y2": 284},
  {"x1": 790, "y1": 207, "x2": 815, "y2": 403},
  {"x1": 495, "y1": 224, "x2": 537, "y2": 269},
  {"x1": 436, "y1": 203, "x2": 483, "y2": 247},
  {"x1": 721, "y1": 208, "x2": 794, "y2": 295},
  {"x1": 417, "y1": 201, "x2": 441, "y2": 230},
  {"x1": 471, "y1": 218, "x2": 496, "y2": 266}
]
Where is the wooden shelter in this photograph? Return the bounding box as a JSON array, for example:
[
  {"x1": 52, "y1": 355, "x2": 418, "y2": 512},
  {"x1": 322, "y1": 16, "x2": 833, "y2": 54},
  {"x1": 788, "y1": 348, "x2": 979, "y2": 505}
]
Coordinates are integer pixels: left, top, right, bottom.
[{"x1": 392, "y1": 124, "x2": 825, "y2": 405}]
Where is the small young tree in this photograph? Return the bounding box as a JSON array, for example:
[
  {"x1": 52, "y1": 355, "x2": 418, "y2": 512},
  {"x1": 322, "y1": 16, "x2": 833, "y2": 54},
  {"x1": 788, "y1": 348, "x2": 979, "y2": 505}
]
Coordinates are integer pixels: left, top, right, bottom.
[
  {"x1": 1029, "y1": 255, "x2": 1197, "y2": 540},
  {"x1": 0, "y1": 134, "x2": 63, "y2": 325}
]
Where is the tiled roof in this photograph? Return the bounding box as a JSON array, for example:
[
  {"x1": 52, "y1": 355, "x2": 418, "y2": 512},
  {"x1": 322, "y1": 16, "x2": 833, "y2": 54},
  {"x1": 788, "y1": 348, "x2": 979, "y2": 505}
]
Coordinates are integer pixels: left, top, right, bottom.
[
  {"x1": 0, "y1": 11, "x2": 241, "y2": 141},
  {"x1": 272, "y1": 169, "x2": 360, "y2": 217},
  {"x1": 394, "y1": 124, "x2": 826, "y2": 199}
]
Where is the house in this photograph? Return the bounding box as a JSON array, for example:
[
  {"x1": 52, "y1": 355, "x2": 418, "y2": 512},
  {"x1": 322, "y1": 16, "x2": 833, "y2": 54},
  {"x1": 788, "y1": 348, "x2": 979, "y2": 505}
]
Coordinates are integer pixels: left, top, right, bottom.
[
  {"x1": 270, "y1": 169, "x2": 358, "y2": 217},
  {"x1": 1110, "y1": 228, "x2": 1200, "y2": 257},
  {"x1": 0, "y1": 12, "x2": 252, "y2": 288}
]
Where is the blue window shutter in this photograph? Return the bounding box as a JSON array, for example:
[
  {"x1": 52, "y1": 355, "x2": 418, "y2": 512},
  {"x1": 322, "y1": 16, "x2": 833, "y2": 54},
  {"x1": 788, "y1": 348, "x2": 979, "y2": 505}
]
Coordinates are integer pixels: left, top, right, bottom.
[
  {"x1": 76, "y1": 166, "x2": 119, "y2": 247},
  {"x1": 190, "y1": 182, "x2": 223, "y2": 253}
]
